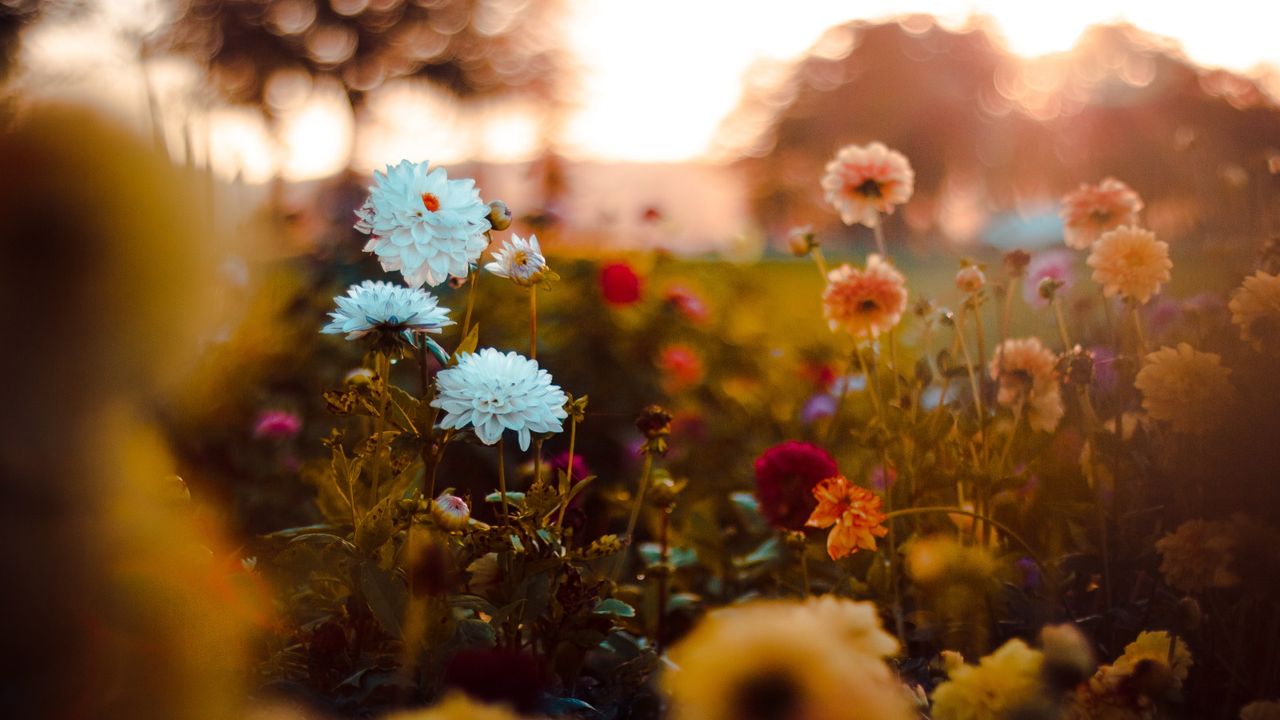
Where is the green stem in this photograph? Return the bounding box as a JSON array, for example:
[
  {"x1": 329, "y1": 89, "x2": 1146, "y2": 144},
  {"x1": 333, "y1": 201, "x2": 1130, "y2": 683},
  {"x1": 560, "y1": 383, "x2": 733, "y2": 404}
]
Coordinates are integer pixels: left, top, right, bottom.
[
  {"x1": 1130, "y1": 302, "x2": 1149, "y2": 362},
  {"x1": 1052, "y1": 296, "x2": 1073, "y2": 351},
  {"x1": 497, "y1": 436, "x2": 510, "y2": 523},
  {"x1": 872, "y1": 218, "x2": 887, "y2": 257},
  {"x1": 811, "y1": 246, "x2": 830, "y2": 281},
  {"x1": 461, "y1": 267, "x2": 480, "y2": 340},
  {"x1": 529, "y1": 285, "x2": 538, "y2": 360},
  {"x1": 614, "y1": 453, "x2": 654, "y2": 581},
  {"x1": 372, "y1": 352, "x2": 390, "y2": 503},
  {"x1": 555, "y1": 414, "x2": 579, "y2": 528}
]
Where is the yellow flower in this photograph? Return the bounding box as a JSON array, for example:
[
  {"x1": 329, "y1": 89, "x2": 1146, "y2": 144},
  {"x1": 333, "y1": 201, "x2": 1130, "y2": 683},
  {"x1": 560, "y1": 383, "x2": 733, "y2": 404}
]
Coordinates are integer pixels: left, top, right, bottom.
[
  {"x1": 1086, "y1": 226, "x2": 1171, "y2": 304},
  {"x1": 1112, "y1": 631, "x2": 1193, "y2": 685},
  {"x1": 1242, "y1": 700, "x2": 1280, "y2": 720},
  {"x1": 905, "y1": 535, "x2": 998, "y2": 586},
  {"x1": 989, "y1": 337, "x2": 1064, "y2": 433},
  {"x1": 822, "y1": 255, "x2": 909, "y2": 339},
  {"x1": 1134, "y1": 343, "x2": 1235, "y2": 434},
  {"x1": 806, "y1": 475, "x2": 889, "y2": 560},
  {"x1": 1155, "y1": 519, "x2": 1240, "y2": 593},
  {"x1": 382, "y1": 693, "x2": 529, "y2": 720},
  {"x1": 795, "y1": 595, "x2": 900, "y2": 659},
  {"x1": 663, "y1": 598, "x2": 914, "y2": 720},
  {"x1": 930, "y1": 639, "x2": 1045, "y2": 720},
  {"x1": 1229, "y1": 271, "x2": 1280, "y2": 351}
]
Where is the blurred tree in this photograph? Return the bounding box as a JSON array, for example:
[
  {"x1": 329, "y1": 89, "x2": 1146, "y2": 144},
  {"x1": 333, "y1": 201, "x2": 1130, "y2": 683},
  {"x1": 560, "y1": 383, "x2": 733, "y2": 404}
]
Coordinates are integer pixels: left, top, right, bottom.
[
  {"x1": 161, "y1": 0, "x2": 566, "y2": 115},
  {"x1": 727, "y1": 18, "x2": 1280, "y2": 251}
]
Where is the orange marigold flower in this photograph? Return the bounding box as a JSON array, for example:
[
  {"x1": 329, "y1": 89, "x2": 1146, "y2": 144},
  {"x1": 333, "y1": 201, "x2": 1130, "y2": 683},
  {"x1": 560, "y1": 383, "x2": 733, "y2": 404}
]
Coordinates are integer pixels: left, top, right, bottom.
[
  {"x1": 806, "y1": 475, "x2": 889, "y2": 560},
  {"x1": 822, "y1": 254, "x2": 909, "y2": 339},
  {"x1": 1059, "y1": 177, "x2": 1144, "y2": 250},
  {"x1": 1086, "y1": 225, "x2": 1171, "y2": 304}
]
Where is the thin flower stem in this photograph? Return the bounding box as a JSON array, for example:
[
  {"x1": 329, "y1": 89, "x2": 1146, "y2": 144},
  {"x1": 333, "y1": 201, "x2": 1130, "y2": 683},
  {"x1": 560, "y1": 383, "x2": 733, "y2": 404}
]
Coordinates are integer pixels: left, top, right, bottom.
[
  {"x1": 854, "y1": 342, "x2": 885, "y2": 420},
  {"x1": 887, "y1": 330, "x2": 901, "y2": 405},
  {"x1": 1130, "y1": 303, "x2": 1149, "y2": 361},
  {"x1": 953, "y1": 308, "x2": 987, "y2": 452},
  {"x1": 824, "y1": 344, "x2": 860, "y2": 445},
  {"x1": 614, "y1": 453, "x2": 654, "y2": 581},
  {"x1": 811, "y1": 246, "x2": 830, "y2": 280},
  {"x1": 461, "y1": 267, "x2": 480, "y2": 340},
  {"x1": 656, "y1": 507, "x2": 671, "y2": 651},
  {"x1": 1001, "y1": 276, "x2": 1019, "y2": 349},
  {"x1": 497, "y1": 436, "x2": 510, "y2": 523},
  {"x1": 1052, "y1": 296, "x2": 1073, "y2": 351},
  {"x1": 1101, "y1": 289, "x2": 1118, "y2": 347},
  {"x1": 529, "y1": 285, "x2": 538, "y2": 360},
  {"x1": 372, "y1": 352, "x2": 391, "y2": 504},
  {"x1": 872, "y1": 219, "x2": 887, "y2": 257},
  {"x1": 555, "y1": 415, "x2": 579, "y2": 528}
]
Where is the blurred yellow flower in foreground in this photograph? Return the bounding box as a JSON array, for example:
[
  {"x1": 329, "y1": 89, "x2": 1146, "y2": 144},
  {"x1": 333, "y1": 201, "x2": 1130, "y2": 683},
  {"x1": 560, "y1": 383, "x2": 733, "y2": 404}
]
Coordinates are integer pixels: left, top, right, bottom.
[
  {"x1": 663, "y1": 597, "x2": 913, "y2": 720},
  {"x1": 1230, "y1": 270, "x2": 1280, "y2": 351},
  {"x1": 383, "y1": 694, "x2": 531, "y2": 720},
  {"x1": 931, "y1": 639, "x2": 1045, "y2": 720}
]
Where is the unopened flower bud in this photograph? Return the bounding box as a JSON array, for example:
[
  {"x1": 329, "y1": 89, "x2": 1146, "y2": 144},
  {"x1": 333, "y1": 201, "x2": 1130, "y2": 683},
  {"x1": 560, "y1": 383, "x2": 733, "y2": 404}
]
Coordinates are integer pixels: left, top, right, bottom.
[
  {"x1": 1060, "y1": 345, "x2": 1094, "y2": 386},
  {"x1": 1038, "y1": 277, "x2": 1065, "y2": 301},
  {"x1": 786, "y1": 225, "x2": 817, "y2": 257},
  {"x1": 431, "y1": 494, "x2": 471, "y2": 532},
  {"x1": 1040, "y1": 623, "x2": 1096, "y2": 689},
  {"x1": 1174, "y1": 597, "x2": 1202, "y2": 632},
  {"x1": 344, "y1": 367, "x2": 375, "y2": 388},
  {"x1": 955, "y1": 265, "x2": 986, "y2": 294},
  {"x1": 1004, "y1": 249, "x2": 1032, "y2": 277},
  {"x1": 488, "y1": 200, "x2": 513, "y2": 231},
  {"x1": 636, "y1": 404, "x2": 673, "y2": 455},
  {"x1": 647, "y1": 473, "x2": 686, "y2": 509}
]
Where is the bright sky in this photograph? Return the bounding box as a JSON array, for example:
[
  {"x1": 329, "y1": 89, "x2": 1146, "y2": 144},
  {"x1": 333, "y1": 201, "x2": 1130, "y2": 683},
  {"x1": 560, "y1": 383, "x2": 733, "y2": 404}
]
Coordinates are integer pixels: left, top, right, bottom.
[{"x1": 18, "y1": 0, "x2": 1280, "y2": 181}]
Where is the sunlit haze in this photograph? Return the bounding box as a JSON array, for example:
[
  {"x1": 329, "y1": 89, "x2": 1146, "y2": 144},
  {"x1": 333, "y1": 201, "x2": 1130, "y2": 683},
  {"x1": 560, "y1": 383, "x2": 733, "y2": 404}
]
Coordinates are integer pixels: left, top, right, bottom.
[{"x1": 18, "y1": 0, "x2": 1280, "y2": 181}]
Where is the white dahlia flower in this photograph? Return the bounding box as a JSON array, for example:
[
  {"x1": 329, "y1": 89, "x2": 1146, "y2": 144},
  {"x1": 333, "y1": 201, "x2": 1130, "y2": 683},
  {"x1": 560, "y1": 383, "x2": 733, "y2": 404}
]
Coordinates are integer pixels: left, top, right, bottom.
[
  {"x1": 431, "y1": 348, "x2": 568, "y2": 451},
  {"x1": 484, "y1": 234, "x2": 549, "y2": 286},
  {"x1": 356, "y1": 160, "x2": 491, "y2": 288},
  {"x1": 322, "y1": 280, "x2": 454, "y2": 345}
]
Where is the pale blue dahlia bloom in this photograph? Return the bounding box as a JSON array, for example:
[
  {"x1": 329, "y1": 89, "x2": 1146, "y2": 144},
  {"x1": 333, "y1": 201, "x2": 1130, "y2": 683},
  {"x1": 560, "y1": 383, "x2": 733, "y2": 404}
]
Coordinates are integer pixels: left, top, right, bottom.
[
  {"x1": 431, "y1": 348, "x2": 568, "y2": 451},
  {"x1": 356, "y1": 160, "x2": 491, "y2": 288},
  {"x1": 322, "y1": 280, "x2": 454, "y2": 347}
]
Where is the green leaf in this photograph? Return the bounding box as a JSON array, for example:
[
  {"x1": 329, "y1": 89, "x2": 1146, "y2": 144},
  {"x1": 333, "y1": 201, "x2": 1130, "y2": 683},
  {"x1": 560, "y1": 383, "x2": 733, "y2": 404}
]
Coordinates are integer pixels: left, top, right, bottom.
[
  {"x1": 484, "y1": 491, "x2": 526, "y2": 505},
  {"x1": 734, "y1": 536, "x2": 781, "y2": 568},
  {"x1": 359, "y1": 562, "x2": 405, "y2": 636},
  {"x1": 592, "y1": 598, "x2": 636, "y2": 618},
  {"x1": 355, "y1": 495, "x2": 401, "y2": 554},
  {"x1": 452, "y1": 324, "x2": 480, "y2": 363},
  {"x1": 541, "y1": 696, "x2": 600, "y2": 716},
  {"x1": 456, "y1": 617, "x2": 496, "y2": 647}
]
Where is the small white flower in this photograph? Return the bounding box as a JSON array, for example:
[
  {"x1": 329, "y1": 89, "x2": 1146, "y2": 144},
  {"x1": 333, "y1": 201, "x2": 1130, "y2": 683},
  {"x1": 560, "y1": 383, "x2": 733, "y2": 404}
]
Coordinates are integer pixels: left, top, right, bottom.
[
  {"x1": 356, "y1": 160, "x2": 491, "y2": 288},
  {"x1": 431, "y1": 348, "x2": 568, "y2": 451},
  {"x1": 484, "y1": 234, "x2": 548, "y2": 286},
  {"x1": 322, "y1": 280, "x2": 454, "y2": 342}
]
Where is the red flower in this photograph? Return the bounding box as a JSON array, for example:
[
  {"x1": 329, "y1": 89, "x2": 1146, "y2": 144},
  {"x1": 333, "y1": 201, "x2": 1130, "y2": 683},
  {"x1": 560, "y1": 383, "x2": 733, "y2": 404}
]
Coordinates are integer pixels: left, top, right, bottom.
[
  {"x1": 600, "y1": 262, "x2": 642, "y2": 305},
  {"x1": 658, "y1": 343, "x2": 705, "y2": 391},
  {"x1": 753, "y1": 441, "x2": 838, "y2": 531}
]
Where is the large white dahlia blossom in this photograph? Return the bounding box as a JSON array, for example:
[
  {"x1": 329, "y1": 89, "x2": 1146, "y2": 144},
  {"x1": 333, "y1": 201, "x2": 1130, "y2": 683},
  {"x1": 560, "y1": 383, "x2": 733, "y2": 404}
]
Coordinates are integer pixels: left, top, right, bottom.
[
  {"x1": 322, "y1": 280, "x2": 454, "y2": 354},
  {"x1": 356, "y1": 160, "x2": 491, "y2": 288},
  {"x1": 431, "y1": 348, "x2": 568, "y2": 450}
]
